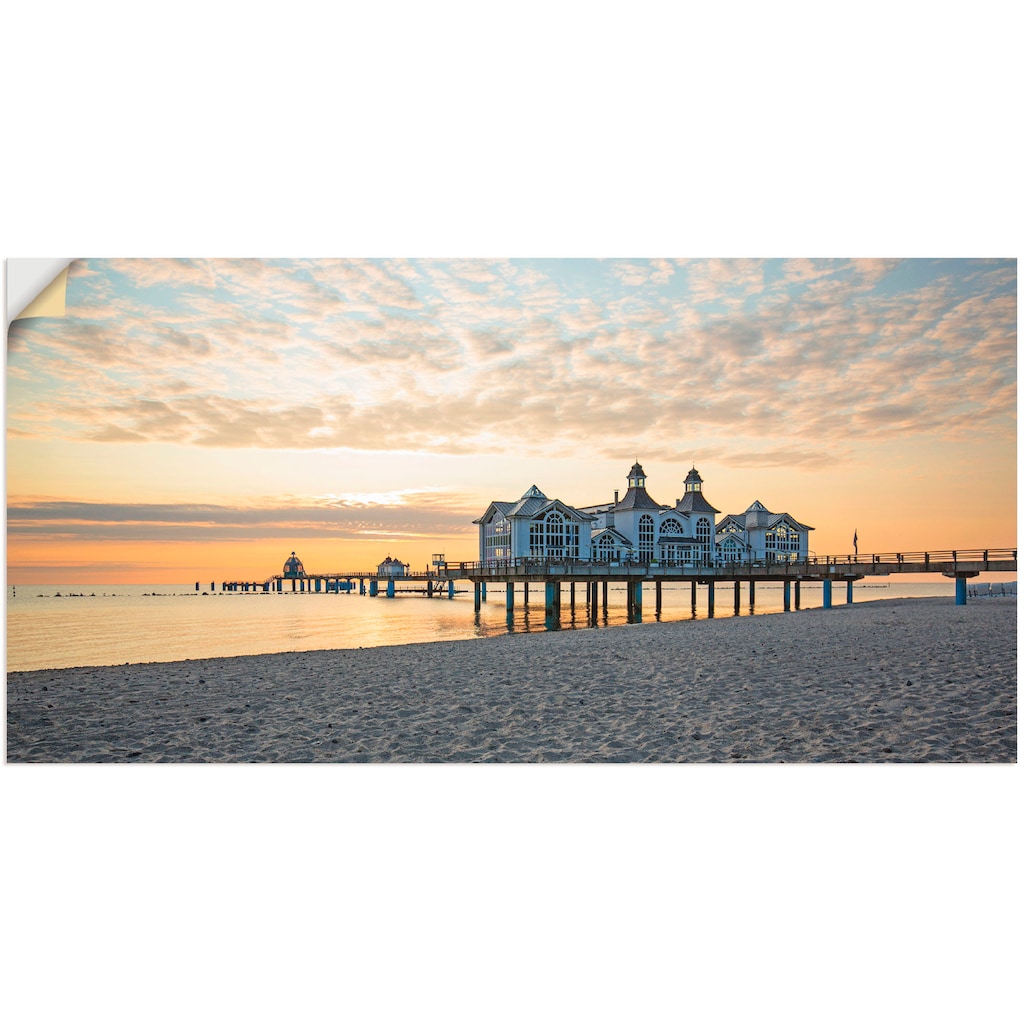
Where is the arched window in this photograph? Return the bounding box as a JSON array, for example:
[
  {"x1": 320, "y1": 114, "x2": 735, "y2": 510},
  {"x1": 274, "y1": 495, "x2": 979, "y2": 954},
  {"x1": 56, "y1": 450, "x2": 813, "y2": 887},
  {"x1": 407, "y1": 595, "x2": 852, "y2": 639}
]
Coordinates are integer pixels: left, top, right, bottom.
[
  {"x1": 639, "y1": 515, "x2": 655, "y2": 560},
  {"x1": 545, "y1": 512, "x2": 565, "y2": 558},
  {"x1": 596, "y1": 533, "x2": 617, "y2": 561},
  {"x1": 660, "y1": 517, "x2": 685, "y2": 537}
]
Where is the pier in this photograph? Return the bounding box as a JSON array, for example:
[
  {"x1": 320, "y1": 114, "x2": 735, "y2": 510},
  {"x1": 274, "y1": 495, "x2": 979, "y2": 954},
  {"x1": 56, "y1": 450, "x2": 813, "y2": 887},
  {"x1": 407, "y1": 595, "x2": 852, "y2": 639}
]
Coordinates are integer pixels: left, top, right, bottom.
[
  {"x1": 206, "y1": 548, "x2": 1016, "y2": 615},
  {"x1": 434, "y1": 547, "x2": 1018, "y2": 614}
]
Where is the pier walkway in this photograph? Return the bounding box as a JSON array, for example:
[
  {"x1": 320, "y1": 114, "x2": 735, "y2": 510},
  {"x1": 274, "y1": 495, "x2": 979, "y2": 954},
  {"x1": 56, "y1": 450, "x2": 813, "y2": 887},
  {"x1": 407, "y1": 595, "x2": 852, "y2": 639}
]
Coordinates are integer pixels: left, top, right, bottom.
[
  {"x1": 208, "y1": 548, "x2": 1015, "y2": 614},
  {"x1": 434, "y1": 548, "x2": 1017, "y2": 613}
]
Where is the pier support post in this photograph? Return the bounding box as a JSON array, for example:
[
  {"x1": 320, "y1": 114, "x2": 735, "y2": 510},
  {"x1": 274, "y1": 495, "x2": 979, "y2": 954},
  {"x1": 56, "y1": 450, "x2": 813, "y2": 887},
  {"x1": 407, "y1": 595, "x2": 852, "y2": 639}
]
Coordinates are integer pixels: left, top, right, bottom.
[
  {"x1": 691, "y1": 580, "x2": 697, "y2": 607},
  {"x1": 749, "y1": 580, "x2": 755, "y2": 606},
  {"x1": 955, "y1": 577, "x2": 967, "y2": 605},
  {"x1": 602, "y1": 581, "x2": 608, "y2": 612},
  {"x1": 783, "y1": 580, "x2": 791, "y2": 611},
  {"x1": 359, "y1": 579, "x2": 366, "y2": 595},
  {"x1": 506, "y1": 584, "x2": 514, "y2": 611},
  {"x1": 633, "y1": 580, "x2": 643, "y2": 615},
  {"x1": 707, "y1": 581, "x2": 715, "y2": 617},
  {"x1": 474, "y1": 582, "x2": 481, "y2": 611},
  {"x1": 823, "y1": 578, "x2": 832, "y2": 609},
  {"x1": 386, "y1": 578, "x2": 395, "y2": 598},
  {"x1": 734, "y1": 581, "x2": 741, "y2": 616},
  {"x1": 523, "y1": 582, "x2": 529, "y2": 606},
  {"x1": 369, "y1": 579, "x2": 378, "y2": 597},
  {"x1": 570, "y1": 582, "x2": 576, "y2": 613},
  {"x1": 794, "y1": 581, "x2": 801, "y2": 610},
  {"x1": 656, "y1": 580, "x2": 662, "y2": 615},
  {"x1": 847, "y1": 580, "x2": 854, "y2": 604},
  {"x1": 545, "y1": 581, "x2": 559, "y2": 615},
  {"x1": 448, "y1": 579, "x2": 455, "y2": 600}
]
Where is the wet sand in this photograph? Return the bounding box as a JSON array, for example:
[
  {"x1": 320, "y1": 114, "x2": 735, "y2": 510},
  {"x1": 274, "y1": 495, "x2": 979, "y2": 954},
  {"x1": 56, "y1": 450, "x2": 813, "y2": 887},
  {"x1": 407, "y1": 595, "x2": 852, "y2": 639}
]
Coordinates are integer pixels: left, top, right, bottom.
[{"x1": 6, "y1": 598, "x2": 1017, "y2": 763}]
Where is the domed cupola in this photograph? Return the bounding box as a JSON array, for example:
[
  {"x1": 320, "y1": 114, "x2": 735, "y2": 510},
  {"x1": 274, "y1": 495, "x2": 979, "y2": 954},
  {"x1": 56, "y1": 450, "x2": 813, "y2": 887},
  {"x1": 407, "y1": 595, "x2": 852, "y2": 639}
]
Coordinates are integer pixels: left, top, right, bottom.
[
  {"x1": 283, "y1": 551, "x2": 305, "y2": 578},
  {"x1": 628, "y1": 461, "x2": 647, "y2": 489},
  {"x1": 684, "y1": 466, "x2": 703, "y2": 493}
]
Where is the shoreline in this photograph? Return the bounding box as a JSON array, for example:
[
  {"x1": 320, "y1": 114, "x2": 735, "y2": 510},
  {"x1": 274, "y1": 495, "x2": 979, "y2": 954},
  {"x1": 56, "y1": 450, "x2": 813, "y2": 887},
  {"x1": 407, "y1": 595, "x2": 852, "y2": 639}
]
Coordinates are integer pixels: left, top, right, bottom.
[{"x1": 6, "y1": 597, "x2": 1017, "y2": 763}]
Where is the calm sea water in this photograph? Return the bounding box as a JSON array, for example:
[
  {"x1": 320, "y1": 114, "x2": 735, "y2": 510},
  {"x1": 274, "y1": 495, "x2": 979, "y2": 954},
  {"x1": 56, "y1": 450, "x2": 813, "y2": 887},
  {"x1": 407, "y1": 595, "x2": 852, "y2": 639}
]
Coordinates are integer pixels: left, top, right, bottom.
[{"x1": 5, "y1": 577, "x2": 1004, "y2": 672}]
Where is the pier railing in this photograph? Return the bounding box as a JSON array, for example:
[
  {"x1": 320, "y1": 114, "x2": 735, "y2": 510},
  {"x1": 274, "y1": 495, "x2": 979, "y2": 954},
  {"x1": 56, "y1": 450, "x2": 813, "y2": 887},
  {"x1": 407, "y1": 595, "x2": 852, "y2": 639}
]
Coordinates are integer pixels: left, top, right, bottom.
[{"x1": 435, "y1": 548, "x2": 1017, "y2": 580}]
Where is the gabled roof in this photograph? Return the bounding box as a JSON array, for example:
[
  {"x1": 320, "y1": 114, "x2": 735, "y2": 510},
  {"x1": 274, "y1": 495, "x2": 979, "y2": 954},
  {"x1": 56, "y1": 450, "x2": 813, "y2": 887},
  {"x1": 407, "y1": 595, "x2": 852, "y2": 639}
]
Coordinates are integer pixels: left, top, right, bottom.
[
  {"x1": 765, "y1": 511, "x2": 814, "y2": 532},
  {"x1": 718, "y1": 507, "x2": 814, "y2": 532},
  {"x1": 527, "y1": 498, "x2": 597, "y2": 522},
  {"x1": 473, "y1": 500, "x2": 515, "y2": 525},
  {"x1": 716, "y1": 514, "x2": 746, "y2": 533},
  {"x1": 592, "y1": 526, "x2": 633, "y2": 546},
  {"x1": 675, "y1": 490, "x2": 720, "y2": 515}
]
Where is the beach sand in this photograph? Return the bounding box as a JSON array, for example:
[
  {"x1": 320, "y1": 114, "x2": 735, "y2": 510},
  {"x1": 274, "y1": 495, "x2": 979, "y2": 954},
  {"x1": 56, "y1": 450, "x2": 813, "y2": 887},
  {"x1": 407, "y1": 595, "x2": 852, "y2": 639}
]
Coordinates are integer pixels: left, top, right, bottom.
[{"x1": 6, "y1": 597, "x2": 1017, "y2": 763}]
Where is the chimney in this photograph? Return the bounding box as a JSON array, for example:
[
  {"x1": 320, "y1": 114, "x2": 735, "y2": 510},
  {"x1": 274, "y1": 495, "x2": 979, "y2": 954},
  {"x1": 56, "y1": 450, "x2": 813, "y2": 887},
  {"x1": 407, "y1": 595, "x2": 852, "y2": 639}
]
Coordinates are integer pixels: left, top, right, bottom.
[{"x1": 614, "y1": 490, "x2": 619, "y2": 504}]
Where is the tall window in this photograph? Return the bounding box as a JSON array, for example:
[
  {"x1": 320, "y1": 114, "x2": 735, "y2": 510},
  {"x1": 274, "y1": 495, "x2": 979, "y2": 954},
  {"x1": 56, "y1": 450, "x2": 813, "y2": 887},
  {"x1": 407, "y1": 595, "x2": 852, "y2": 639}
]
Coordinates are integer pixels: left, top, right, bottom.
[
  {"x1": 639, "y1": 515, "x2": 655, "y2": 560},
  {"x1": 530, "y1": 521, "x2": 544, "y2": 556},
  {"x1": 696, "y1": 518, "x2": 711, "y2": 563},
  {"x1": 545, "y1": 512, "x2": 565, "y2": 558}
]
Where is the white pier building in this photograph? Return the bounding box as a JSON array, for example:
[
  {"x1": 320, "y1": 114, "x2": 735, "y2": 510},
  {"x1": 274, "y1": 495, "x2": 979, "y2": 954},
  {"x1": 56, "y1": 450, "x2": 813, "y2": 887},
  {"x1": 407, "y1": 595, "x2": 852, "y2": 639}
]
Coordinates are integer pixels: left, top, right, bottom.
[{"x1": 475, "y1": 462, "x2": 813, "y2": 567}]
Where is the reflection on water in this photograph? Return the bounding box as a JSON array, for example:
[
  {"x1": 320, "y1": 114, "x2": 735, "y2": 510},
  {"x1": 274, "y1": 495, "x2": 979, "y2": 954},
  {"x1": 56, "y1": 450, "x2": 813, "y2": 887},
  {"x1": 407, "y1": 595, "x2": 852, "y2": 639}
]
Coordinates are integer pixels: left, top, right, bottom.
[{"x1": 5, "y1": 579, "x2": 991, "y2": 672}]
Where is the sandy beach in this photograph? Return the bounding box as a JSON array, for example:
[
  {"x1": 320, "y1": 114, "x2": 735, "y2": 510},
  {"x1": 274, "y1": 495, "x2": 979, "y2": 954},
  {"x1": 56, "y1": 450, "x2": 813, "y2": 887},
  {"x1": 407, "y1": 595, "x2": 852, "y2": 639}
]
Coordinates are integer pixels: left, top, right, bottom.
[{"x1": 6, "y1": 597, "x2": 1017, "y2": 763}]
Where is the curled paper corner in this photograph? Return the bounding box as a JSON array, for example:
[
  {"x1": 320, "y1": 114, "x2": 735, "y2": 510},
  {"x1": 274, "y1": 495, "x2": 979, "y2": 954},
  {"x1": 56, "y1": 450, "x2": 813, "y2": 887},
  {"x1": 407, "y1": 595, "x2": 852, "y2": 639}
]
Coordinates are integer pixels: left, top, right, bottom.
[{"x1": 6, "y1": 258, "x2": 73, "y2": 329}]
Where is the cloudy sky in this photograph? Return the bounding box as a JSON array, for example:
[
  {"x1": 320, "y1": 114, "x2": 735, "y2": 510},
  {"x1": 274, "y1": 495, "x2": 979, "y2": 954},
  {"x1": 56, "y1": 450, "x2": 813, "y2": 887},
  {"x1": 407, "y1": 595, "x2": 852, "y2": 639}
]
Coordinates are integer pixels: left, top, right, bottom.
[{"x1": 6, "y1": 257, "x2": 1016, "y2": 582}]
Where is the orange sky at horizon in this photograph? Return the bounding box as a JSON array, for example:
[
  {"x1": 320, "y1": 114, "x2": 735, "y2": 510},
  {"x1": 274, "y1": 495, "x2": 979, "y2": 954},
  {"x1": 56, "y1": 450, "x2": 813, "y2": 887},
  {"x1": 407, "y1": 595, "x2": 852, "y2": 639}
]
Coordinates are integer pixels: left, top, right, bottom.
[{"x1": 6, "y1": 258, "x2": 1016, "y2": 584}]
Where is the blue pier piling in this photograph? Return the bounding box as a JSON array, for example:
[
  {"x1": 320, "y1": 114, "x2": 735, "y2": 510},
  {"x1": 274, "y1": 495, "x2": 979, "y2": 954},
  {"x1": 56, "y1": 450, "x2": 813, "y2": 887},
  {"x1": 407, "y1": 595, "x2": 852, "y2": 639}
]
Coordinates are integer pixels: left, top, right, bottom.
[
  {"x1": 545, "y1": 580, "x2": 558, "y2": 615},
  {"x1": 474, "y1": 582, "x2": 482, "y2": 611},
  {"x1": 369, "y1": 579, "x2": 378, "y2": 597},
  {"x1": 783, "y1": 580, "x2": 791, "y2": 611},
  {"x1": 847, "y1": 580, "x2": 854, "y2": 604},
  {"x1": 823, "y1": 578, "x2": 832, "y2": 609},
  {"x1": 480, "y1": 582, "x2": 487, "y2": 603},
  {"x1": 386, "y1": 578, "x2": 395, "y2": 598},
  {"x1": 955, "y1": 577, "x2": 967, "y2": 605},
  {"x1": 506, "y1": 584, "x2": 514, "y2": 611},
  {"x1": 448, "y1": 579, "x2": 455, "y2": 600},
  {"x1": 359, "y1": 579, "x2": 366, "y2": 595}
]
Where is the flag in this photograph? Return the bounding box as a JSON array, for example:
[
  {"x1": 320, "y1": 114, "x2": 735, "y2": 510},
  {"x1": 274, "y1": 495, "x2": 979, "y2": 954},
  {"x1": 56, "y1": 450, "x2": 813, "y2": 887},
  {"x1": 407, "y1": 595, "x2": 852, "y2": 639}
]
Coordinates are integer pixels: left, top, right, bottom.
[{"x1": 853, "y1": 529, "x2": 858, "y2": 554}]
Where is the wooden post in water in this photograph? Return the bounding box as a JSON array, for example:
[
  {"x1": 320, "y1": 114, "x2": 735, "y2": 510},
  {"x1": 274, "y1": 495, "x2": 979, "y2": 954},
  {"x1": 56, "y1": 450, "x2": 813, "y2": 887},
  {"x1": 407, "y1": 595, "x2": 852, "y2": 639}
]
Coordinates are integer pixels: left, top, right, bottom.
[
  {"x1": 506, "y1": 583, "x2": 514, "y2": 611},
  {"x1": 734, "y1": 581, "x2": 741, "y2": 615},
  {"x1": 474, "y1": 581, "x2": 481, "y2": 611},
  {"x1": 602, "y1": 580, "x2": 608, "y2": 612},
  {"x1": 847, "y1": 580, "x2": 854, "y2": 604},
  {"x1": 655, "y1": 580, "x2": 662, "y2": 615},
  {"x1": 707, "y1": 581, "x2": 715, "y2": 617}
]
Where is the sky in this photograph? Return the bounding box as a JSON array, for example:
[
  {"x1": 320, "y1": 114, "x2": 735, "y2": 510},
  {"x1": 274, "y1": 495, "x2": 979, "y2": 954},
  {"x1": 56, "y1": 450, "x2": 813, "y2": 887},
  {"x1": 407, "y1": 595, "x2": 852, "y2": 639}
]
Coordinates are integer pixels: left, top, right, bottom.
[{"x1": 5, "y1": 257, "x2": 1016, "y2": 583}]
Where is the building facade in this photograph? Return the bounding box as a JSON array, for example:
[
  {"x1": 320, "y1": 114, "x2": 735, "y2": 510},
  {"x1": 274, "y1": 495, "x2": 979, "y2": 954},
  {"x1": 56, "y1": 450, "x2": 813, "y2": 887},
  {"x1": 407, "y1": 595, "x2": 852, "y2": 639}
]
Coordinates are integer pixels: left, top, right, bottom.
[{"x1": 475, "y1": 463, "x2": 813, "y2": 566}]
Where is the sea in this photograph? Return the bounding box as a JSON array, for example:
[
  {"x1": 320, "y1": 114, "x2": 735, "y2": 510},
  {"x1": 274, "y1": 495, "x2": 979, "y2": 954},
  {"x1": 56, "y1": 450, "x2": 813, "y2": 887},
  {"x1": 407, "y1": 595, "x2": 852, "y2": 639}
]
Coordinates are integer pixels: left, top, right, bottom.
[{"x1": 6, "y1": 577, "x2": 1011, "y2": 673}]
